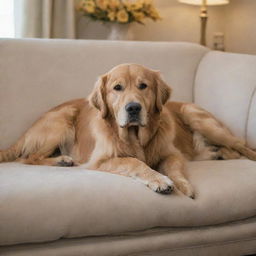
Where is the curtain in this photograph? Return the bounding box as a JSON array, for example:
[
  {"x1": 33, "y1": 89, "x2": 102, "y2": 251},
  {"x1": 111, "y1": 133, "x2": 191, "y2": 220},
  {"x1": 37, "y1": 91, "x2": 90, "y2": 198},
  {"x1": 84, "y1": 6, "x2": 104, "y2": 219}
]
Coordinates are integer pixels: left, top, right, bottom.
[{"x1": 14, "y1": 0, "x2": 76, "y2": 38}]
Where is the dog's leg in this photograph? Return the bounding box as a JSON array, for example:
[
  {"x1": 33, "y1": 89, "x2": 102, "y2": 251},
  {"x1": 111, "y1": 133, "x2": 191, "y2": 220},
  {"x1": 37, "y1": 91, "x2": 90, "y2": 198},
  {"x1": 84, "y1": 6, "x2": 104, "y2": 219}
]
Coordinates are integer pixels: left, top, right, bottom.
[
  {"x1": 0, "y1": 105, "x2": 77, "y2": 164},
  {"x1": 181, "y1": 103, "x2": 256, "y2": 161},
  {"x1": 158, "y1": 151, "x2": 195, "y2": 198},
  {"x1": 0, "y1": 140, "x2": 24, "y2": 163},
  {"x1": 90, "y1": 157, "x2": 174, "y2": 194},
  {"x1": 17, "y1": 154, "x2": 75, "y2": 166}
]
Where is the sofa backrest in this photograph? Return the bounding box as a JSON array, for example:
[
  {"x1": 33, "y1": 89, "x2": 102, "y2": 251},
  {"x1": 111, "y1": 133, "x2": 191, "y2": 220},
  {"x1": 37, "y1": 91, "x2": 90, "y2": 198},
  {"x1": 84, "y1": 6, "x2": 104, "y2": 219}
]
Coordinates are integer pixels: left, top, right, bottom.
[
  {"x1": 0, "y1": 39, "x2": 207, "y2": 148},
  {"x1": 194, "y1": 51, "x2": 256, "y2": 149}
]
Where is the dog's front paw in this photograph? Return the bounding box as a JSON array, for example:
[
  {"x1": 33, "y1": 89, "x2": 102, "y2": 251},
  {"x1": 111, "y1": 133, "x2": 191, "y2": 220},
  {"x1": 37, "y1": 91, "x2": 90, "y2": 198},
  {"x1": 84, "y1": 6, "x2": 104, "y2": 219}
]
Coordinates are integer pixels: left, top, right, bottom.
[
  {"x1": 148, "y1": 175, "x2": 174, "y2": 195},
  {"x1": 56, "y1": 155, "x2": 75, "y2": 167},
  {"x1": 175, "y1": 178, "x2": 195, "y2": 199}
]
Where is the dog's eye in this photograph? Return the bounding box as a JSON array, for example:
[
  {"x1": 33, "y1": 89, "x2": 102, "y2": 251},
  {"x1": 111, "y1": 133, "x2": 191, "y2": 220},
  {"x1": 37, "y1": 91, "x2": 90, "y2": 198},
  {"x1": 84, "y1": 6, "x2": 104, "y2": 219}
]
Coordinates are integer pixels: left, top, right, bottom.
[
  {"x1": 138, "y1": 83, "x2": 147, "y2": 90},
  {"x1": 113, "y1": 84, "x2": 123, "y2": 91}
]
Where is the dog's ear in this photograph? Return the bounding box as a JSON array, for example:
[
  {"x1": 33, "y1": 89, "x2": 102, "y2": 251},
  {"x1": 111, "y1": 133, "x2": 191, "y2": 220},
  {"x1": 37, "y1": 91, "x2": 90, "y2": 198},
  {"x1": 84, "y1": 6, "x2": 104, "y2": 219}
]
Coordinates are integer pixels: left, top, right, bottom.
[
  {"x1": 89, "y1": 74, "x2": 108, "y2": 118},
  {"x1": 154, "y1": 72, "x2": 172, "y2": 112}
]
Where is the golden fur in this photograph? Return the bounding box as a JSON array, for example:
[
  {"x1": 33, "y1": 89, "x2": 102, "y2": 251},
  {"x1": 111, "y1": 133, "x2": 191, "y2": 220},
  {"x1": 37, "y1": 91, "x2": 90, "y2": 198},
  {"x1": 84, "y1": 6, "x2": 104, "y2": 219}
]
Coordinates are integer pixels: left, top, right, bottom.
[{"x1": 1, "y1": 64, "x2": 256, "y2": 198}]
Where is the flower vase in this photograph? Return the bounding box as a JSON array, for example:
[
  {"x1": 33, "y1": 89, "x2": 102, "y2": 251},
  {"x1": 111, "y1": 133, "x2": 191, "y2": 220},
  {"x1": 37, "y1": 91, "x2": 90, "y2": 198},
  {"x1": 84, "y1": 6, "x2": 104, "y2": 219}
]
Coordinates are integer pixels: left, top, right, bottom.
[{"x1": 107, "y1": 23, "x2": 134, "y2": 41}]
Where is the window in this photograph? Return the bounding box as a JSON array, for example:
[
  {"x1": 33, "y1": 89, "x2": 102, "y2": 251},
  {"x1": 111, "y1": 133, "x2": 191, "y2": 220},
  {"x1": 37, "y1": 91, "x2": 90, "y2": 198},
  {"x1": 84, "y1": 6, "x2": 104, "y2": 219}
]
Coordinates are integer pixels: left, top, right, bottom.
[{"x1": 0, "y1": 0, "x2": 15, "y2": 38}]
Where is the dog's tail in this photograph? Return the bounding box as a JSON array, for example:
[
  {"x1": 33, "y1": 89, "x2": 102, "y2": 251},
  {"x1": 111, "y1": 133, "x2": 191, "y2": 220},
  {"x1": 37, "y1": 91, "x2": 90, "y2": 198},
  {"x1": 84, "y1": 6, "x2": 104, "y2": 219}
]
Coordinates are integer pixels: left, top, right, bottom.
[{"x1": 0, "y1": 139, "x2": 24, "y2": 163}]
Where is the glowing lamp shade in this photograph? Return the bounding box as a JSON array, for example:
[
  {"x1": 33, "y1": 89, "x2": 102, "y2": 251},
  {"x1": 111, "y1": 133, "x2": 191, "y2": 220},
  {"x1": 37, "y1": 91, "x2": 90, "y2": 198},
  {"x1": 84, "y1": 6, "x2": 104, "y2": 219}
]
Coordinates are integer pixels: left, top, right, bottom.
[{"x1": 178, "y1": 0, "x2": 229, "y2": 5}]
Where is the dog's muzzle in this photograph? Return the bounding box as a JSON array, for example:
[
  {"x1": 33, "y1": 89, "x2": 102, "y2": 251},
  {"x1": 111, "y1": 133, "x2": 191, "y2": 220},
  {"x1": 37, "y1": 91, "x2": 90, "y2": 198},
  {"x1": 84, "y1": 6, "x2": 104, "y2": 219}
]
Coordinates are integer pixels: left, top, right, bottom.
[{"x1": 125, "y1": 102, "x2": 141, "y2": 124}]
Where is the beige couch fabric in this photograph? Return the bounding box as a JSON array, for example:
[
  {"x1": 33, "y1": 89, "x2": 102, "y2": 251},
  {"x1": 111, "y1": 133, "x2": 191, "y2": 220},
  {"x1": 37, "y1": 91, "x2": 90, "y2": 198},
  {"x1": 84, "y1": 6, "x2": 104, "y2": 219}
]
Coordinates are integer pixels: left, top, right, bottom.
[
  {"x1": 1, "y1": 215, "x2": 256, "y2": 256},
  {"x1": 1, "y1": 160, "x2": 256, "y2": 246},
  {"x1": 194, "y1": 51, "x2": 256, "y2": 148},
  {"x1": 0, "y1": 39, "x2": 208, "y2": 149}
]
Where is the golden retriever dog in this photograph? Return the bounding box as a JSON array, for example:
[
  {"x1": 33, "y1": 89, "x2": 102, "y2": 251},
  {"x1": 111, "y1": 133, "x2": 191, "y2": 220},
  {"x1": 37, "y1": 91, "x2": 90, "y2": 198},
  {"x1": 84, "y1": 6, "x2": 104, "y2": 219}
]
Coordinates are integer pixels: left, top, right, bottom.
[{"x1": 1, "y1": 64, "x2": 256, "y2": 198}]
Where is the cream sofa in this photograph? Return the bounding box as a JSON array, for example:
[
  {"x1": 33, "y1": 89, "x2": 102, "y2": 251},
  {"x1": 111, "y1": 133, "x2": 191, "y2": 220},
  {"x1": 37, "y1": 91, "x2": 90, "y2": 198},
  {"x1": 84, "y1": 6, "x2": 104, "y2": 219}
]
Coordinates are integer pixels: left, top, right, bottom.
[{"x1": 0, "y1": 39, "x2": 256, "y2": 256}]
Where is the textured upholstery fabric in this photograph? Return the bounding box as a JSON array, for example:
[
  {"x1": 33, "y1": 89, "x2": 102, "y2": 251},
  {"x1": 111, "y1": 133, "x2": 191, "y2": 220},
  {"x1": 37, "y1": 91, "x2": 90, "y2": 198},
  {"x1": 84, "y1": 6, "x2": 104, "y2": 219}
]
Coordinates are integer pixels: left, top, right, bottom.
[
  {"x1": 1, "y1": 215, "x2": 256, "y2": 256},
  {"x1": 194, "y1": 51, "x2": 256, "y2": 147},
  {"x1": 1, "y1": 160, "x2": 256, "y2": 246},
  {"x1": 0, "y1": 39, "x2": 208, "y2": 149}
]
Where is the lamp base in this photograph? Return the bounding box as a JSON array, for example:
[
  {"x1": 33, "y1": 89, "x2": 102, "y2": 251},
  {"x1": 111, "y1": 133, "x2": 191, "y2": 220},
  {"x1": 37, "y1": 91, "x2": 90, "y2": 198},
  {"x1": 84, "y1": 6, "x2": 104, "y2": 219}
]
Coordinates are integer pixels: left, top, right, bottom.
[{"x1": 200, "y1": 5, "x2": 208, "y2": 46}]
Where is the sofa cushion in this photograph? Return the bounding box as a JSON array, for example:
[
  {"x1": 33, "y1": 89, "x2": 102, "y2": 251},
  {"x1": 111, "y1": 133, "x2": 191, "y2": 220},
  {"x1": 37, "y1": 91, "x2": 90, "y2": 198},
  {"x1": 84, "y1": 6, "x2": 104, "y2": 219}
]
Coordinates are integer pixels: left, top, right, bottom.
[
  {"x1": 194, "y1": 51, "x2": 256, "y2": 146},
  {"x1": 0, "y1": 160, "x2": 256, "y2": 246}
]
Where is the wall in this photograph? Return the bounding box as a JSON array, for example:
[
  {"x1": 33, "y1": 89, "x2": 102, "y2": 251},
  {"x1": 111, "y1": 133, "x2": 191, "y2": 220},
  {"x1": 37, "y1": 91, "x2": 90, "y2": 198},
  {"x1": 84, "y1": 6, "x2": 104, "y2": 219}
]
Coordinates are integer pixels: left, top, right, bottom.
[
  {"x1": 77, "y1": 0, "x2": 226, "y2": 47},
  {"x1": 77, "y1": 0, "x2": 256, "y2": 55},
  {"x1": 132, "y1": 0, "x2": 225, "y2": 48},
  {"x1": 225, "y1": 0, "x2": 256, "y2": 55}
]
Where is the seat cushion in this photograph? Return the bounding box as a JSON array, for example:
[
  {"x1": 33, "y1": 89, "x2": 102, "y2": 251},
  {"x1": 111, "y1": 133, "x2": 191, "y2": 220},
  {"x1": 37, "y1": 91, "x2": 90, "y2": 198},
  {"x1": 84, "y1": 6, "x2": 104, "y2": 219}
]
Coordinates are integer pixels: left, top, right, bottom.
[{"x1": 0, "y1": 160, "x2": 256, "y2": 246}]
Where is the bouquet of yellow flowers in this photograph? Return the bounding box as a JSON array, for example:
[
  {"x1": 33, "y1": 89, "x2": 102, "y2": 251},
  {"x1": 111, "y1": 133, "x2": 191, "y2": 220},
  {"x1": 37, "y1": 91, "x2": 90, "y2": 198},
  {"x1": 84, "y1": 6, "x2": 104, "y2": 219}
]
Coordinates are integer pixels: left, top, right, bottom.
[{"x1": 77, "y1": 0, "x2": 161, "y2": 24}]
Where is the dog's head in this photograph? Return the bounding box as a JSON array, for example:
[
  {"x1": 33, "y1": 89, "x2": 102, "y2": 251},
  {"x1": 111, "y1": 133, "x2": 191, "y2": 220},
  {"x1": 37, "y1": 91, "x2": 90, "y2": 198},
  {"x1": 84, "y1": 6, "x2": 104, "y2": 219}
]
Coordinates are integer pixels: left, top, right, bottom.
[{"x1": 89, "y1": 64, "x2": 171, "y2": 128}]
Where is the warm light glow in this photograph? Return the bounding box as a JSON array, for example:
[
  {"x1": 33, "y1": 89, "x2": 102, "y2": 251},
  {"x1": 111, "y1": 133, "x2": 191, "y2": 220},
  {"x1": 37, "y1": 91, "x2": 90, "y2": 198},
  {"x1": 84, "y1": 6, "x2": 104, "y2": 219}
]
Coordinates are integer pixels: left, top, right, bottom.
[{"x1": 178, "y1": 0, "x2": 229, "y2": 5}]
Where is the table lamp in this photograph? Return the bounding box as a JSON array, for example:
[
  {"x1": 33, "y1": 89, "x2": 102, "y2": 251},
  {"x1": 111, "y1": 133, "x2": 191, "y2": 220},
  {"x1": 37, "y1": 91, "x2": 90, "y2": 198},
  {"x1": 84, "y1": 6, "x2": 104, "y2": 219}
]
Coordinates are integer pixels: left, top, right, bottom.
[{"x1": 178, "y1": 0, "x2": 229, "y2": 46}]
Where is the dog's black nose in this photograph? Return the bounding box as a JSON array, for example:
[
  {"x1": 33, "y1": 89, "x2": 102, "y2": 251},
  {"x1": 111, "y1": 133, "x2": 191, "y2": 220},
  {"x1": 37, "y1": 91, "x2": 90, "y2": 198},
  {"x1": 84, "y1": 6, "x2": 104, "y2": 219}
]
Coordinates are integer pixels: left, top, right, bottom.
[{"x1": 125, "y1": 102, "x2": 142, "y2": 115}]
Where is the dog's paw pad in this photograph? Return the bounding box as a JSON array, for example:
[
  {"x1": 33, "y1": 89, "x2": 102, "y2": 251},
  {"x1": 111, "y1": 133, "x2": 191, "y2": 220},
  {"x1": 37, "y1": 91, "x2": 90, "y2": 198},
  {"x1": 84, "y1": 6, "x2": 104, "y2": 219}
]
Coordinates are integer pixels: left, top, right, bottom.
[
  {"x1": 56, "y1": 156, "x2": 74, "y2": 167},
  {"x1": 189, "y1": 194, "x2": 195, "y2": 200},
  {"x1": 156, "y1": 185, "x2": 174, "y2": 194},
  {"x1": 57, "y1": 160, "x2": 74, "y2": 167},
  {"x1": 149, "y1": 175, "x2": 174, "y2": 195}
]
